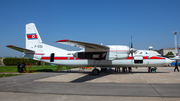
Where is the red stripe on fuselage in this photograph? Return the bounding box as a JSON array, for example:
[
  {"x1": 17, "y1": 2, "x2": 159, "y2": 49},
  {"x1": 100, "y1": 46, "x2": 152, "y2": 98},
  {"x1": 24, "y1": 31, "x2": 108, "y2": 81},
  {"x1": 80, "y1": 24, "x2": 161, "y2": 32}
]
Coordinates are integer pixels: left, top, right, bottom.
[
  {"x1": 41, "y1": 57, "x2": 50, "y2": 60},
  {"x1": 125, "y1": 56, "x2": 165, "y2": 60},
  {"x1": 41, "y1": 57, "x2": 78, "y2": 60},
  {"x1": 41, "y1": 56, "x2": 165, "y2": 60},
  {"x1": 41, "y1": 57, "x2": 68, "y2": 60},
  {"x1": 69, "y1": 57, "x2": 74, "y2": 60},
  {"x1": 143, "y1": 56, "x2": 149, "y2": 59},
  {"x1": 126, "y1": 57, "x2": 134, "y2": 59},
  {"x1": 150, "y1": 56, "x2": 165, "y2": 59},
  {"x1": 54, "y1": 57, "x2": 68, "y2": 60}
]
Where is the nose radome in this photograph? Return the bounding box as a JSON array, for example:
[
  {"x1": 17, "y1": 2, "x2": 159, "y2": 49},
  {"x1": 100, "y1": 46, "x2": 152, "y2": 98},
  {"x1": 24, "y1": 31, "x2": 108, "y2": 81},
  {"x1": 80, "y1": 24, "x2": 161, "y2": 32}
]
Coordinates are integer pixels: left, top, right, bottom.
[{"x1": 165, "y1": 58, "x2": 173, "y2": 64}]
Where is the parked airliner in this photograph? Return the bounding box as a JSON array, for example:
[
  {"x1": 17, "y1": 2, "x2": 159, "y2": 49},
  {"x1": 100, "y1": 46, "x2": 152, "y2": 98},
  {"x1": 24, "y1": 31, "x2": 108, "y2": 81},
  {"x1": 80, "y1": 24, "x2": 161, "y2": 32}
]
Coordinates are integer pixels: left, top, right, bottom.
[{"x1": 7, "y1": 23, "x2": 172, "y2": 75}]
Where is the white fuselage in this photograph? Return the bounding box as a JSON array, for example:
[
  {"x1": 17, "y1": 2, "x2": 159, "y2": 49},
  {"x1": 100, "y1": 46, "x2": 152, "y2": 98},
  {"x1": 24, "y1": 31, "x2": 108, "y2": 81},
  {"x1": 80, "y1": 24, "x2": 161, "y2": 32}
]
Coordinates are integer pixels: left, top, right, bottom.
[{"x1": 24, "y1": 45, "x2": 171, "y2": 67}]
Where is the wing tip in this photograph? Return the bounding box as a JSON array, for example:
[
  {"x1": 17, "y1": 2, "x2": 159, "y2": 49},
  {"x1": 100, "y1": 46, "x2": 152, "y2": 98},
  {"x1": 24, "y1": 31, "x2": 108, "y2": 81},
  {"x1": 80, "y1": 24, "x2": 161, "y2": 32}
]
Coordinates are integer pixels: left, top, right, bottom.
[
  {"x1": 6, "y1": 45, "x2": 13, "y2": 47},
  {"x1": 56, "y1": 39, "x2": 69, "y2": 42}
]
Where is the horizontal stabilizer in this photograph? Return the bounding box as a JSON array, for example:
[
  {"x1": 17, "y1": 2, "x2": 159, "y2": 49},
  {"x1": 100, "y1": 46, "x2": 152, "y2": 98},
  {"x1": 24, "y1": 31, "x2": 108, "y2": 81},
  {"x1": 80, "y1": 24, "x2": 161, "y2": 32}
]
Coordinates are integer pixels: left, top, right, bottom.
[
  {"x1": 56, "y1": 39, "x2": 109, "y2": 52},
  {"x1": 6, "y1": 45, "x2": 35, "y2": 54}
]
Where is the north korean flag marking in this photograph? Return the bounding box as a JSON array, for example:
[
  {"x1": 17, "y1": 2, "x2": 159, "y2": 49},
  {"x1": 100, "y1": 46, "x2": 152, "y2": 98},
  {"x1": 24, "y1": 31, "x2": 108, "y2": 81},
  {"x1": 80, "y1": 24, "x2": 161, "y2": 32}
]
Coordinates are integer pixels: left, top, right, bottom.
[{"x1": 27, "y1": 34, "x2": 38, "y2": 40}]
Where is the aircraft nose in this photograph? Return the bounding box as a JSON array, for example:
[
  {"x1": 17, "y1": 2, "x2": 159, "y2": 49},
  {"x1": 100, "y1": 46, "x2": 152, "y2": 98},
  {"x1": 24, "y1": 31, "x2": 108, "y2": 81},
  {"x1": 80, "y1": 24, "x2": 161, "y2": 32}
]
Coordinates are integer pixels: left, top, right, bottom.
[{"x1": 165, "y1": 58, "x2": 173, "y2": 64}]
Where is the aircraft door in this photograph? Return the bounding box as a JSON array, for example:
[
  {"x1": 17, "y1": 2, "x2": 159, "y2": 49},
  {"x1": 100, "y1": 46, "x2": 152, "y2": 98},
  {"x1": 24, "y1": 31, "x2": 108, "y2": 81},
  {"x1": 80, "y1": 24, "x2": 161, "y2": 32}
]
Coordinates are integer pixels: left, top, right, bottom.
[
  {"x1": 50, "y1": 53, "x2": 55, "y2": 62},
  {"x1": 134, "y1": 55, "x2": 143, "y2": 64}
]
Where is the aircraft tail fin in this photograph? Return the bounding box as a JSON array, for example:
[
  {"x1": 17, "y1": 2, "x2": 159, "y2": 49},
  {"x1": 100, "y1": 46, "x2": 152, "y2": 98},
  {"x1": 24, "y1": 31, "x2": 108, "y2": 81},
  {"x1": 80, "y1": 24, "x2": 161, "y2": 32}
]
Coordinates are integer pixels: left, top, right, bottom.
[
  {"x1": 26, "y1": 23, "x2": 43, "y2": 51},
  {"x1": 25, "y1": 23, "x2": 67, "y2": 52},
  {"x1": 7, "y1": 23, "x2": 67, "y2": 56}
]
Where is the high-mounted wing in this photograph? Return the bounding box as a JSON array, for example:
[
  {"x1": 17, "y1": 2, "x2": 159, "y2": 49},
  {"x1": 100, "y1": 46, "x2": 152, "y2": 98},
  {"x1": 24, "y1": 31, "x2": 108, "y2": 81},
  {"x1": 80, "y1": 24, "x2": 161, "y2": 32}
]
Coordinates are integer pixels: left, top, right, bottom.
[
  {"x1": 56, "y1": 39, "x2": 109, "y2": 52},
  {"x1": 6, "y1": 45, "x2": 35, "y2": 54}
]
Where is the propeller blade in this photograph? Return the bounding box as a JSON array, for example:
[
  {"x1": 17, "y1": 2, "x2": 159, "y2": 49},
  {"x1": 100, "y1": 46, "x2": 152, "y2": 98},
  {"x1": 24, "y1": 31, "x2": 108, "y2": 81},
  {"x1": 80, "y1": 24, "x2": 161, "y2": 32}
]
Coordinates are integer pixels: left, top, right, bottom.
[
  {"x1": 128, "y1": 35, "x2": 137, "y2": 64},
  {"x1": 131, "y1": 35, "x2": 133, "y2": 48},
  {"x1": 131, "y1": 35, "x2": 133, "y2": 59}
]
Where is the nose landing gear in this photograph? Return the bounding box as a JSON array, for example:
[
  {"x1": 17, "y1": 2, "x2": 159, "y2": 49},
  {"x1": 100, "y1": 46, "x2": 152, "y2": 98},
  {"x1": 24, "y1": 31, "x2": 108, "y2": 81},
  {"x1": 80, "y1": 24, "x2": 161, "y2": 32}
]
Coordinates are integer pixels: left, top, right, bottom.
[{"x1": 148, "y1": 67, "x2": 157, "y2": 73}]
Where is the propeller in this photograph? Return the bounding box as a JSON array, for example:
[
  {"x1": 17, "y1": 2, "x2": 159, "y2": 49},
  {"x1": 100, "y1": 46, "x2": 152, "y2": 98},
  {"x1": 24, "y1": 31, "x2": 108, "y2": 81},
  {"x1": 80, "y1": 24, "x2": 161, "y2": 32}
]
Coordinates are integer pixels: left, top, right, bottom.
[
  {"x1": 128, "y1": 35, "x2": 137, "y2": 64},
  {"x1": 130, "y1": 35, "x2": 133, "y2": 65}
]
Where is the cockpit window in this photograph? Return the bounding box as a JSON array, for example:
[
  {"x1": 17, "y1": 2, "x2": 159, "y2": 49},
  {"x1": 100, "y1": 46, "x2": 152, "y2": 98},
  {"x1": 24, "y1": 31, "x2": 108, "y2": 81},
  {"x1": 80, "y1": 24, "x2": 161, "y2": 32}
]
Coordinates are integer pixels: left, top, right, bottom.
[
  {"x1": 67, "y1": 53, "x2": 74, "y2": 55},
  {"x1": 160, "y1": 55, "x2": 170, "y2": 59},
  {"x1": 67, "y1": 53, "x2": 71, "y2": 55}
]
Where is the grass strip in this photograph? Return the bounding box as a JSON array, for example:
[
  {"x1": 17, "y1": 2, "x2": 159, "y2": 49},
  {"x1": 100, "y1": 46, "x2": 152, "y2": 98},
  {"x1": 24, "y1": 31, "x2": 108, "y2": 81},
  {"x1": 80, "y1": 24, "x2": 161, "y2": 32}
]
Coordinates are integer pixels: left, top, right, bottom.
[{"x1": 0, "y1": 65, "x2": 78, "y2": 73}]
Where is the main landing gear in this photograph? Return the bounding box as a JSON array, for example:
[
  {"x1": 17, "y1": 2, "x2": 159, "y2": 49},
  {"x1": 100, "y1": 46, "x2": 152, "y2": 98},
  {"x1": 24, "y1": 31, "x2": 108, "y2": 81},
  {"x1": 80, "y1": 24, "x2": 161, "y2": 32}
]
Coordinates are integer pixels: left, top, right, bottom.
[
  {"x1": 92, "y1": 69, "x2": 100, "y2": 75},
  {"x1": 101, "y1": 68, "x2": 107, "y2": 72},
  {"x1": 148, "y1": 67, "x2": 157, "y2": 73},
  {"x1": 91, "y1": 60, "x2": 100, "y2": 75}
]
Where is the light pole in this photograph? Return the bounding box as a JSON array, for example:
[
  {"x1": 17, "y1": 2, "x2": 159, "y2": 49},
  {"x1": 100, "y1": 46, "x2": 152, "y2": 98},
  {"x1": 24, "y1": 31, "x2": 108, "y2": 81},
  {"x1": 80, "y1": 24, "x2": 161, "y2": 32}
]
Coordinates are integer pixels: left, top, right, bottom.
[{"x1": 173, "y1": 31, "x2": 178, "y2": 56}]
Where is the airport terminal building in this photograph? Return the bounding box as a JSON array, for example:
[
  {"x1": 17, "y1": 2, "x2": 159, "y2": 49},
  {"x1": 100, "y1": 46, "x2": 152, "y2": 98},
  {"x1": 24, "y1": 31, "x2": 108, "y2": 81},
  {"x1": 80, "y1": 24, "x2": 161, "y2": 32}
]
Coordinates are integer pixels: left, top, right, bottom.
[
  {"x1": 159, "y1": 44, "x2": 180, "y2": 56},
  {"x1": 159, "y1": 48, "x2": 176, "y2": 56}
]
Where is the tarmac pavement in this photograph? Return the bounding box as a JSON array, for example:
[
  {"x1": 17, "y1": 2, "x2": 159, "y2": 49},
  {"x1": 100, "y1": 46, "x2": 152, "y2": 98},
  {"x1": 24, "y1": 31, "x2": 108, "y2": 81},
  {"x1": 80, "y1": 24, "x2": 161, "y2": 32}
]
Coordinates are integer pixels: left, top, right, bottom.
[{"x1": 0, "y1": 67, "x2": 180, "y2": 101}]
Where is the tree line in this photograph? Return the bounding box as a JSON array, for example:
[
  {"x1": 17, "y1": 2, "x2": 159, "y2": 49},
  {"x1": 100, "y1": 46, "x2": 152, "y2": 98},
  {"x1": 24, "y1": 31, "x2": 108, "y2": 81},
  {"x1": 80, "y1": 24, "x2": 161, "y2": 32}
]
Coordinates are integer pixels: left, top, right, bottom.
[{"x1": 3, "y1": 58, "x2": 40, "y2": 66}]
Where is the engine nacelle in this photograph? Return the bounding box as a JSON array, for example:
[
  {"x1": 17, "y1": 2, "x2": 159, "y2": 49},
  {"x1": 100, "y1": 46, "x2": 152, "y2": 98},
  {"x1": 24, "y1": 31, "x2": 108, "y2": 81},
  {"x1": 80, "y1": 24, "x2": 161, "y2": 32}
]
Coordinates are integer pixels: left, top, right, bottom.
[
  {"x1": 73, "y1": 52, "x2": 107, "y2": 60},
  {"x1": 73, "y1": 45, "x2": 130, "y2": 60},
  {"x1": 107, "y1": 45, "x2": 129, "y2": 60},
  {"x1": 107, "y1": 52, "x2": 129, "y2": 60}
]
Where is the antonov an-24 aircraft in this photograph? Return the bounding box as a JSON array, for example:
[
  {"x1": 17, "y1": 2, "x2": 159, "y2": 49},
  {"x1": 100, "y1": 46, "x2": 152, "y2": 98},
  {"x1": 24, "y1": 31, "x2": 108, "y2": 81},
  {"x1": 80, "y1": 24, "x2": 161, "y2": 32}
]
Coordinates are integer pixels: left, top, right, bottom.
[{"x1": 7, "y1": 23, "x2": 172, "y2": 75}]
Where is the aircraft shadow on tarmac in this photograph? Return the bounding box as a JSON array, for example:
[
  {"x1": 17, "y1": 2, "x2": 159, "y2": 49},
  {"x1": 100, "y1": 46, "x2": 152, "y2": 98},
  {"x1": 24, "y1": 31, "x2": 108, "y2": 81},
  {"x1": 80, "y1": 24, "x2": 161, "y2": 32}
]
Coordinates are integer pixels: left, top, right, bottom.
[
  {"x1": 33, "y1": 69, "x2": 169, "y2": 74},
  {"x1": 70, "y1": 74, "x2": 110, "y2": 83},
  {"x1": 30, "y1": 69, "x2": 170, "y2": 83},
  {"x1": 53, "y1": 70, "x2": 169, "y2": 83},
  {"x1": 33, "y1": 69, "x2": 54, "y2": 72},
  {"x1": 56, "y1": 69, "x2": 170, "y2": 74}
]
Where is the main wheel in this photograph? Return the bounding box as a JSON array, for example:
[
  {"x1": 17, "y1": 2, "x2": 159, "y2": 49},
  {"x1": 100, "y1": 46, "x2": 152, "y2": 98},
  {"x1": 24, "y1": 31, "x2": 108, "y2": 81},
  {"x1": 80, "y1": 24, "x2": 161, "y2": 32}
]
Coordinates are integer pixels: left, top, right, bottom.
[
  {"x1": 148, "y1": 67, "x2": 151, "y2": 73},
  {"x1": 92, "y1": 69, "x2": 100, "y2": 75},
  {"x1": 128, "y1": 67, "x2": 132, "y2": 72}
]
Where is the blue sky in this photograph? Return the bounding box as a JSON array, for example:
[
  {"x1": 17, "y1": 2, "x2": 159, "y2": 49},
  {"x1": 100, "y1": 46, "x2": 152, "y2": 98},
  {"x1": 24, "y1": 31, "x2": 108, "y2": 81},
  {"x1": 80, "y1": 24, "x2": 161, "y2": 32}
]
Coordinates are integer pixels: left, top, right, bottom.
[{"x1": 1, "y1": 0, "x2": 180, "y2": 57}]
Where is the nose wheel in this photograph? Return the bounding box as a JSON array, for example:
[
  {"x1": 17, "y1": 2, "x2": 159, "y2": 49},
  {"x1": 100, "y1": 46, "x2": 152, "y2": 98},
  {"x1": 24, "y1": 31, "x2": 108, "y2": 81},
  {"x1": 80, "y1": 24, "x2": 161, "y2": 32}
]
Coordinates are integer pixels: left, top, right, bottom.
[
  {"x1": 148, "y1": 67, "x2": 157, "y2": 73},
  {"x1": 151, "y1": 67, "x2": 157, "y2": 73}
]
